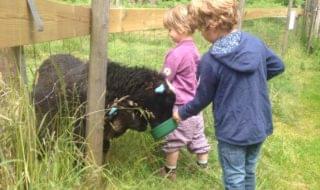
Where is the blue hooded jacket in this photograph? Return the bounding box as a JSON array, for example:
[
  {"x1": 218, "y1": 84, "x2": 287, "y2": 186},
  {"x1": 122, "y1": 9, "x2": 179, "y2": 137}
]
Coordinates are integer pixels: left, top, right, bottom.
[{"x1": 179, "y1": 32, "x2": 285, "y2": 145}]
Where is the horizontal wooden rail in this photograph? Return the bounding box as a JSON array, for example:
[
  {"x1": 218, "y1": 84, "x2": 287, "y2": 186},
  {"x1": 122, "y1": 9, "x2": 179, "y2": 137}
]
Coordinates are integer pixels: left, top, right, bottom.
[
  {"x1": 0, "y1": 0, "x2": 90, "y2": 48},
  {"x1": 0, "y1": 0, "x2": 302, "y2": 48},
  {"x1": 244, "y1": 7, "x2": 302, "y2": 20}
]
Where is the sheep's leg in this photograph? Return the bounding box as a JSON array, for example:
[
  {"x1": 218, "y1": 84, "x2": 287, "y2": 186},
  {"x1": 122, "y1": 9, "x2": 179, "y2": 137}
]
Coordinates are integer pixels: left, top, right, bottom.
[{"x1": 103, "y1": 138, "x2": 110, "y2": 154}]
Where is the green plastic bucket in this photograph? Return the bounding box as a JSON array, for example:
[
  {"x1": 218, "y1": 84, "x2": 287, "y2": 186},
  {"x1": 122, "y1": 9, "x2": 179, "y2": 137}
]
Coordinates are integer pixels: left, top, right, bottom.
[{"x1": 151, "y1": 118, "x2": 177, "y2": 140}]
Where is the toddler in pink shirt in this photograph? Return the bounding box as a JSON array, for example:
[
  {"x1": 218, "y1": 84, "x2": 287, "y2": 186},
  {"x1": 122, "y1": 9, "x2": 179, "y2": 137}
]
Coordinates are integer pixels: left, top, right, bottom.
[{"x1": 159, "y1": 4, "x2": 210, "y2": 181}]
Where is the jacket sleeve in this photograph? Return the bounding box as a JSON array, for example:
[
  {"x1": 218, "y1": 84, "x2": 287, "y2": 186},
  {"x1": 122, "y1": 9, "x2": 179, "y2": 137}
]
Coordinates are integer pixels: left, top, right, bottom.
[
  {"x1": 178, "y1": 60, "x2": 217, "y2": 120},
  {"x1": 265, "y1": 47, "x2": 285, "y2": 80}
]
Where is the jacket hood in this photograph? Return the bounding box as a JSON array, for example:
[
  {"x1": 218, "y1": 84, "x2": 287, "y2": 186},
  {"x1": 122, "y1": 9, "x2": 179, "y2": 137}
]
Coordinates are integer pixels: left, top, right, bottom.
[{"x1": 210, "y1": 32, "x2": 261, "y2": 73}]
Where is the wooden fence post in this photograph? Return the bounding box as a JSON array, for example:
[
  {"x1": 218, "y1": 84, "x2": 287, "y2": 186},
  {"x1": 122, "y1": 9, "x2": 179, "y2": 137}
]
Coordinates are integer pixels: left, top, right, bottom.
[
  {"x1": 0, "y1": 47, "x2": 27, "y2": 86},
  {"x1": 307, "y1": 0, "x2": 318, "y2": 52},
  {"x1": 304, "y1": 0, "x2": 311, "y2": 42},
  {"x1": 238, "y1": 0, "x2": 246, "y2": 30},
  {"x1": 85, "y1": 0, "x2": 109, "y2": 186},
  {"x1": 0, "y1": 48, "x2": 18, "y2": 83},
  {"x1": 314, "y1": 0, "x2": 320, "y2": 37},
  {"x1": 282, "y1": 0, "x2": 294, "y2": 56}
]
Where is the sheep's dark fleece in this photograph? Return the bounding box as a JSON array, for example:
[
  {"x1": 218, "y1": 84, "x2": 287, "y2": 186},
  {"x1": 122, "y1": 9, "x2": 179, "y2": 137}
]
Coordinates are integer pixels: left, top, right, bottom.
[{"x1": 33, "y1": 54, "x2": 175, "y2": 153}]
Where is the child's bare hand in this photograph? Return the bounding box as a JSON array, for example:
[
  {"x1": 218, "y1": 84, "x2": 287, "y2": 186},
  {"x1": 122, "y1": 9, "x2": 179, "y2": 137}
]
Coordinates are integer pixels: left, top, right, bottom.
[{"x1": 172, "y1": 111, "x2": 181, "y2": 123}]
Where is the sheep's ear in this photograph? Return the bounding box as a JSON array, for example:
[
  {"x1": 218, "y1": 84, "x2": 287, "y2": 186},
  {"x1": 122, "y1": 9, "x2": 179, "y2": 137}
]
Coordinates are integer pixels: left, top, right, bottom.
[
  {"x1": 108, "y1": 107, "x2": 118, "y2": 117},
  {"x1": 154, "y1": 84, "x2": 165, "y2": 94}
]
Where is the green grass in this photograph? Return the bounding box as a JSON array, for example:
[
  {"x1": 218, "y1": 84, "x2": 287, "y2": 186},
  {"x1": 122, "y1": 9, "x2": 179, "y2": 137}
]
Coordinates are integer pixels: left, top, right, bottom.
[{"x1": 1, "y1": 17, "x2": 319, "y2": 189}]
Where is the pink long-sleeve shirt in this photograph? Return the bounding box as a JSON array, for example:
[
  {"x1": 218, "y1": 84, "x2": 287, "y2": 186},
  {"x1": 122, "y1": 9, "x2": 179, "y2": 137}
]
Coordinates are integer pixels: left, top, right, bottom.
[{"x1": 162, "y1": 40, "x2": 200, "y2": 105}]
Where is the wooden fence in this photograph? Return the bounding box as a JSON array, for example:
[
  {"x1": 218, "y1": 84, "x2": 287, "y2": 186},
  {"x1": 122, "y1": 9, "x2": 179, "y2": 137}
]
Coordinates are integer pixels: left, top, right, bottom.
[
  {"x1": 304, "y1": 0, "x2": 320, "y2": 51},
  {"x1": 0, "y1": 0, "x2": 302, "y2": 49}
]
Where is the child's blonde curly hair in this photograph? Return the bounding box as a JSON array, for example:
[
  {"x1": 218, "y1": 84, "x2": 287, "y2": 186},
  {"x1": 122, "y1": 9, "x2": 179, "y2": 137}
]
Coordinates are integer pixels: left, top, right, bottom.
[
  {"x1": 188, "y1": 0, "x2": 239, "y2": 32},
  {"x1": 163, "y1": 4, "x2": 198, "y2": 35}
]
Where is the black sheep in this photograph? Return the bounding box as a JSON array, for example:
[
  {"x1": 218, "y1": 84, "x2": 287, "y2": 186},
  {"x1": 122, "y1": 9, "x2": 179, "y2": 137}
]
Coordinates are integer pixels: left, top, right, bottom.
[{"x1": 33, "y1": 54, "x2": 175, "y2": 153}]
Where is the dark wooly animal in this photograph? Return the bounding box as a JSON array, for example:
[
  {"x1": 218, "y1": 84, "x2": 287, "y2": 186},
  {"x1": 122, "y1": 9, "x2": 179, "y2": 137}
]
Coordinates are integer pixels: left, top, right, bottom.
[{"x1": 33, "y1": 54, "x2": 175, "y2": 153}]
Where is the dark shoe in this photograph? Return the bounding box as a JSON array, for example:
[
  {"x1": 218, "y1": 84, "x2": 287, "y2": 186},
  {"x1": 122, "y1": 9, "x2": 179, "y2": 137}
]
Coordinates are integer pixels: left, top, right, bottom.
[
  {"x1": 187, "y1": 162, "x2": 209, "y2": 174},
  {"x1": 196, "y1": 161, "x2": 208, "y2": 169},
  {"x1": 159, "y1": 167, "x2": 176, "y2": 181}
]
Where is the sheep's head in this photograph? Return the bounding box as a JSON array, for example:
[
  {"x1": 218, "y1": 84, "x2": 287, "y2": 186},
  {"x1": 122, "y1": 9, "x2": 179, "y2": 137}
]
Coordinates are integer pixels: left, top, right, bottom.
[
  {"x1": 105, "y1": 79, "x2": 175, "y2": 139},
  {"x1": 104, "y1": 96, "x2": 148, "y2": 139},
  {"x1": 141, "y1": 79, "x2": 176, "y2": 128}
]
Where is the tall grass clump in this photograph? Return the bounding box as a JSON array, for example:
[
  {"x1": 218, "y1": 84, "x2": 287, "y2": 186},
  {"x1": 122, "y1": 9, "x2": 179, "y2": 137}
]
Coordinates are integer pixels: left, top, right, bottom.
[
  {"x1": 0, "y1": 80, "x2": 38, "y2": 189},
  {"x1": 0, "y1": 79, "x2": 110, "y2": 189}
]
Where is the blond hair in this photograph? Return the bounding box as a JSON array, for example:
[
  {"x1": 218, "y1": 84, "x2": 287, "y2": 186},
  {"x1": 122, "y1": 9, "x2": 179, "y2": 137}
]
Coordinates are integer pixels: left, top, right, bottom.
[
  {"x1": 163, "y1": 5, "x2": 197, "y2": 35},
  {"x1": 188, "y1": 0, "x2": 239, "y2": 32}
]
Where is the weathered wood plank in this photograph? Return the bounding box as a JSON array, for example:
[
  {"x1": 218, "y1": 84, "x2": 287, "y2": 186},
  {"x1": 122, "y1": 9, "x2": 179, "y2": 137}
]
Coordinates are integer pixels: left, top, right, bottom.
[
  {"x1": 109, "y1": 8, "x2": 165, "y2": 32},
  {"x1": 85, "y1": 0, "x2": 107, "y2": 168},
  {"x1": 85, "y1": 0, "x2": 107, "y2": 186},
  {"x1": 0, "y1": 48, "x2": 19, "y2": 81},
  {"x1": 0, "y1": 0, "x2": 90, "y2": 48},
  {"x1": 243, "y1": 7, "x2": 302, "y2": 20},
  {"x1": 0, "y1": 0, "x2": 303, "y2": 48},
  {"x1": 238, "y1": 0, "x2": 246, "y2": 30}
]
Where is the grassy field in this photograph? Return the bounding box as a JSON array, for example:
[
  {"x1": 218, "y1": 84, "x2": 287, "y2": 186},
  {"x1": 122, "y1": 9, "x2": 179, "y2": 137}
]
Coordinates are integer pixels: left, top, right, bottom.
[{"x1": 1, "y1": 16, "x2": 319, "y2": 190}]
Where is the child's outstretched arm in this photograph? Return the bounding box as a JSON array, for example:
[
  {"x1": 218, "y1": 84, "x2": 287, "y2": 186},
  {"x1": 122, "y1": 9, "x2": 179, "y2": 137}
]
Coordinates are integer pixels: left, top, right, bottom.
[
  {"x1": 265, "y1": 48, "x2": 285, "y2": 80},
  {"x1": 177, "y1": 59, "x2": 217, "y2": 120}
]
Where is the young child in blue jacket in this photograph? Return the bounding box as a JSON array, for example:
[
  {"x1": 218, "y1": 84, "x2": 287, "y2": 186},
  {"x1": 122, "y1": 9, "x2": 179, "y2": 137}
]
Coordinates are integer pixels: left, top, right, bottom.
[{"x1": 173, "y1": 0, "x2": 285, "y2": 189}]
